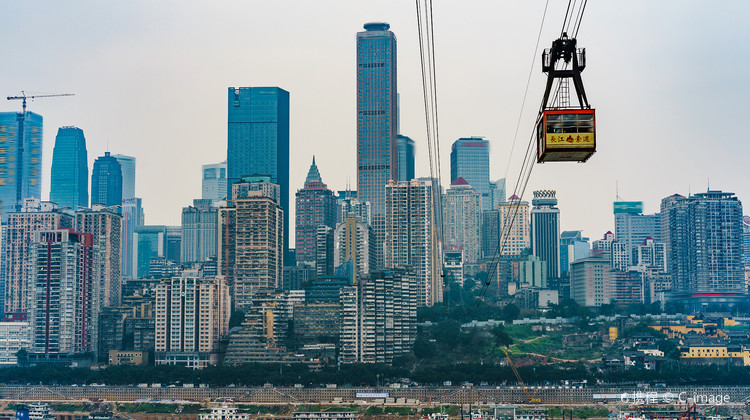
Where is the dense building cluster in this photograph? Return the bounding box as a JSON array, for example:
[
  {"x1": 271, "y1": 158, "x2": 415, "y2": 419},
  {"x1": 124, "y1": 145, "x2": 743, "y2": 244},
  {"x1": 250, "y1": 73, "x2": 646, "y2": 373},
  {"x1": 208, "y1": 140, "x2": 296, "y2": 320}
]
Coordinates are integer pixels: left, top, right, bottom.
[{"x1": 0, "y1": 21, "x2": 747, "y2": 372}]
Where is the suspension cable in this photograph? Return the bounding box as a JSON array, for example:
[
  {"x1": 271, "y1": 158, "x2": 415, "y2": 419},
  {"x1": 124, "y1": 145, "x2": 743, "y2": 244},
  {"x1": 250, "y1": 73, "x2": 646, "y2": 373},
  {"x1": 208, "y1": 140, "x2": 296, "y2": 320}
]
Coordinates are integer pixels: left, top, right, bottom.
[
  {"x1": 470, "y1": 0, "x2": 590, "y2": 314},
  {"x1": 416, "y1": 0, "x2": 447, "y2": 307}
]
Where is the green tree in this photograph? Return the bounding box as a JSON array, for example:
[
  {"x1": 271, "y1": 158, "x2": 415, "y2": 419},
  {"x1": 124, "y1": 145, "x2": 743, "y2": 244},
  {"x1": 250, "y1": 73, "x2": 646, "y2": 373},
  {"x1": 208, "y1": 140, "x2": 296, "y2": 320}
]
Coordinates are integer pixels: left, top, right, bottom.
[
  {"x1": 501, "y1": 304, "x2": 521, "y2": 322},
  {"x1": 491, "y1": 325, "x2": 513, "y2": 346},
  {"x1": 413, "y1": 337, "x2": 437, "y2": 359}
]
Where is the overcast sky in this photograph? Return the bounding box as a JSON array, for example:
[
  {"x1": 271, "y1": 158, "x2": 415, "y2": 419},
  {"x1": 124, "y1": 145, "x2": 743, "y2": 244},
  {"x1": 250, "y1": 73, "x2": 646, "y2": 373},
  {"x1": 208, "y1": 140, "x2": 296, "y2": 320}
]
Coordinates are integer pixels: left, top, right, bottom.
[{"x1": 1, "y1": 1, "x2": 749, "y2": 245}]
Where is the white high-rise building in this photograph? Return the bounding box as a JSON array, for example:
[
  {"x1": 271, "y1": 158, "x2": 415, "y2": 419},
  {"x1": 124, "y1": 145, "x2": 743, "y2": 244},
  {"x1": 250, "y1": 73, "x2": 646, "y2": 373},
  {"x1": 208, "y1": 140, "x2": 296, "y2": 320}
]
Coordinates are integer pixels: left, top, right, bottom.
[
  {"x1": 28, "y1": 229, "x2": 99, "y2": 354},
  {"x1": 3, "y1": 199, "x2": 74, "y2": 315},
  {"x1": 220, "y1": 177, "x2": 283, "y2": 309},
  {"x1": 0, "y1": 322, "x2": 30, "y2": 364},
  {"x1": 384, "y1": 179, "x2": 441, "y2": 307},
  {"x1": 181, "y1": 199, "x2": 219, "y2": 264},
  {"x1": 614, "y1": 201, "x2": 660, "y2": 268},
  {"x1": 339, "y1": 269, "x2": 417, "y2": 364},
  {"x1": 497, "y1": 195, "x2": 530, "y2": 256},
  {"x1": 637, "y1": 237, "x2": 667, "y2": 272},
  {"x1": 154, "y1": 276, "x2": 230, "y2": 368},
  {"x1": 334, "y1": 214, "x2": 376, "y2": 278},
  {"x1": 570, "y1": 256, "x2": 614, "y2": 307},
  {"x1": 443, "y1": 178, "x2": 481, "y2": 264},
  {"x1": 202, "y1": 161, "x2": 227, "y2": 203},
  {"x1": 75, "y1": 204, "x2": 122, "y2": 308}
]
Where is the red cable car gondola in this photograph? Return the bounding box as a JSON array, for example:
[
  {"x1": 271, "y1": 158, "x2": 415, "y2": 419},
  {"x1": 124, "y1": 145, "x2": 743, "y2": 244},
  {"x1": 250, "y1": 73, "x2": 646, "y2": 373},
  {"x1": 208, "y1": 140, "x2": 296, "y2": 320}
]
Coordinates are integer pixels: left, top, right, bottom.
[{"x1": 536, "y1": 33, "x2": 595, "y2": 163}]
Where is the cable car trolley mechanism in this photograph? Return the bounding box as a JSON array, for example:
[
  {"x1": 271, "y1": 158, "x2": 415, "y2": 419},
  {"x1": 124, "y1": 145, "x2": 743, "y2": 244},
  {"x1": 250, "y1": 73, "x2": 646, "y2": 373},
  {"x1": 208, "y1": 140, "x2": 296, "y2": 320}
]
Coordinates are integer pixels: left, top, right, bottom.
[{"x1": 536, "y1": 33, "x2": 595, "y2": 163}]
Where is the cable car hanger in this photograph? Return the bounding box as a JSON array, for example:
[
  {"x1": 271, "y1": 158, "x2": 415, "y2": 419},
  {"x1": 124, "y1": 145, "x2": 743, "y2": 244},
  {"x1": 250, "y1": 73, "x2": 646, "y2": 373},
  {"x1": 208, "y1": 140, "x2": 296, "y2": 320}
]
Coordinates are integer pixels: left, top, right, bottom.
[{"x1": 536, "y1": 32, "x2": 596, "y2": 163}]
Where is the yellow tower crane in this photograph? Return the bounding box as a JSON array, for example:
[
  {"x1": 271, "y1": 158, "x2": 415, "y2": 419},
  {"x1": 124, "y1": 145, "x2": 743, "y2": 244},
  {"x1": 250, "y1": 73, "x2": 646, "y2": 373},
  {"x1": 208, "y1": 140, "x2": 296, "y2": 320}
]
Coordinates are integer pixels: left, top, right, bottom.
[{"x1": 501, "y1": 348, "x2": 541, "y2": 404}]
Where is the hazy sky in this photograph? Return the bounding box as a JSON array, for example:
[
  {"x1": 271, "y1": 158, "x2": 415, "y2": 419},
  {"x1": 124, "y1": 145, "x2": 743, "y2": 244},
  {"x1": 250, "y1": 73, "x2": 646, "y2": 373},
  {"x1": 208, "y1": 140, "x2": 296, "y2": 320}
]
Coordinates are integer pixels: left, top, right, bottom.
[{"x1": 2, "y1": 1, "x2": 749, "y2": 245}]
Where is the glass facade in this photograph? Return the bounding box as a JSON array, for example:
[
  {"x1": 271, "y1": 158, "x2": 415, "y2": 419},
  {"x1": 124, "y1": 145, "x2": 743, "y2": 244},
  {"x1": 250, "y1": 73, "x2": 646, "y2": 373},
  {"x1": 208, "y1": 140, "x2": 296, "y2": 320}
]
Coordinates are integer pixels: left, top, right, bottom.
[
  {"x1": 396, "y1": 134, "x2": 415, "y2": 182},
  {"x1": 50, "y1": 126, "x2": 88, "y2": 209},
  {"x1": 202, "y1": 160, "x2": 227, "y2": 203},
  {"x1": 357, "y1": 22, "x2": 398, "y2": 268},
  {"x1": 113, "y1": 154, "x2": 136, "y2": 201},
  {"x1": 134, "y1": 225, "x2": 166, "y2": 278},
  {"x1": 91, "y1": 152, "x2": 123, "y2": 208},
  {"x1": 227, "y1": 86, "x2": 289, "y2": 261},
  {"x1": 450, "y1": 137, "x2": 491, "y2": 211},
  {"x1": 531, "y1": 191, "x2": 561, "y2": 280},
  {"x1": 122, "y1": 197, "x2": 145, "y2": 279},
  {"x1": 614, "y1": 210, "x2": 661, "y2": 267},
  {"x1": 0, "y1": 112, "x2": 43, "y2": 217}
]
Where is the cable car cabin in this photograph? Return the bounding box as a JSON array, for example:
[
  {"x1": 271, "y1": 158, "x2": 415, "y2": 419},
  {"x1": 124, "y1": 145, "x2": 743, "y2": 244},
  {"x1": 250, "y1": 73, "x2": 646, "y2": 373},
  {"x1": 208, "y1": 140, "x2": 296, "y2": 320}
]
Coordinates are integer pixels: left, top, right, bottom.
[{"x1": 536, "y1": 109, "x2": 595, "y2": 162}]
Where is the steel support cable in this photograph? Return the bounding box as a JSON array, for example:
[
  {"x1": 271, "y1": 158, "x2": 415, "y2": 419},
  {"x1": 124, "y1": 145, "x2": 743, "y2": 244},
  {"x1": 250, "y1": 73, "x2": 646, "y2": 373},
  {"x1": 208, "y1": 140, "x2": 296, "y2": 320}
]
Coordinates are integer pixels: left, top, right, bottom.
[
  {"x1": 416, "y1": 0, "x2": 448, "y2": 310},
  {"x1": 564, "y1": 0, "x2": 579, "y2": 35},
  {"x1": 426, "y1": 0, "x2": 447, "y2": 264},
  {"x1": 473, "y1": 0, "x2": 590, "y2": 315},
  {"x1": 471, "y1": 129, "x2": 537, "y2": 312},
  {"x1": 503, "y1": 0, "x2": 550, "y2": 181},
  {"x1": 560, "y1": 0, "x2": 573, "y2": 37},
  {"x1": 470, "y1": 2, "x2": 549, "y2": 314},
  {"x1": 572, "y1": 0, "x2": 588, "y2": 38},
  {"x1": 421, "y1": 0, "x2": 445, "y2": 249},
  {"x1": 471, "y1": 106, "x2": 539, "y2": 311}
]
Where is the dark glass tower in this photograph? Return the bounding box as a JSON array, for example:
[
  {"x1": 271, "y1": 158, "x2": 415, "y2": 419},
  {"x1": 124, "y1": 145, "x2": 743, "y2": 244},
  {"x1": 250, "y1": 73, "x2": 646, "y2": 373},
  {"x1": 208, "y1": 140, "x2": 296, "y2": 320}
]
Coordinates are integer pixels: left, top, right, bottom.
[
  {"x1": 357, "y1": 22, "x2": 398, "y2": 267},
  {"x1": 50, "y1": 126, "x2": 89, "y2": 209},
  {"x1": 530, "y1": 190, "x2": 561, "y2": 282},
  {"x1": 450, "y1": 137, "x2": 491, "y2": 211},
  {"x1": 227, "y1": 86, "x2": 290, "y2": 262},
  {"x1": 0, "y1": 111, "x2": 43, "y2": 217},
  {"x1": 91, "y1": 152, "x2": 123, "y2": 207},
  {"x1": 396, "y1": 134, "x2": 415, "y2": 181}
]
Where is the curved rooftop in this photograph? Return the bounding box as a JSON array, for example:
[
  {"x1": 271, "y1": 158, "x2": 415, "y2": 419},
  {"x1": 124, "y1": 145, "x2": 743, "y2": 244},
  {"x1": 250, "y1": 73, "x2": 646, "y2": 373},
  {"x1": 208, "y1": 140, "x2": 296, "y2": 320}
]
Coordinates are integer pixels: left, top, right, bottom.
[{"x1": 364, "y1": 22, "x2": 390, "y2": 31}]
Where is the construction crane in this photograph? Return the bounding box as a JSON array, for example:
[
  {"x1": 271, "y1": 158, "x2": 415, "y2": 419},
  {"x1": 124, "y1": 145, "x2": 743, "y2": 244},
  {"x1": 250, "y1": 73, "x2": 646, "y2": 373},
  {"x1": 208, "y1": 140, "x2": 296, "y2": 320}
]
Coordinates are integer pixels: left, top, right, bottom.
[
  {"x1": 501, "y1": 348, "x2": 541, "y2": 404},
  {"x1": 7, "y1": 91, "x2": 74, "y2": 113},
  {"x1": 679, "y1": 404, "x2": 697, "y2": 420},
  {"x1": 5, "y1": 91, "x2": 74, "y2": 211}
]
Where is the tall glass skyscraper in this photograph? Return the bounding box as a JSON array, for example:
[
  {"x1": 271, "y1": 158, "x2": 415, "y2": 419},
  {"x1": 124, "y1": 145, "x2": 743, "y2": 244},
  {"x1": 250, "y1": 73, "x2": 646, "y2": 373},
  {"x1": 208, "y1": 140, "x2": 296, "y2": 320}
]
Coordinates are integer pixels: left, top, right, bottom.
[
  {"x1": 0, "y1": 112, "x2": 43, "y2": 217},
  {"x1": 91, "y1": 152, "x2": 123, "y2": 208},
  {"x1": 450, "y1": 137, "x2": 491, "y2": 211},
  {"x1": 113, "y1": 154, "x2": 136, "y2": 201},
  {"x1": 357, "y1": 22, "x2": 398, "y2": 268},
  {"x1": 530, "y1": 190, "x2": 561, "y2": 281},
  {"x1": 122, "y1": 197, "x2": 144, "y2": 279},
  {"x1": 227, "y1": 86, "x2": 290, "y2": 262},
  {"x1": 396, "y1": 134, "x2": 415, "y2": 182},
  {"x1": 50, "y1": 126, "x2": 88, "y2": 209}
]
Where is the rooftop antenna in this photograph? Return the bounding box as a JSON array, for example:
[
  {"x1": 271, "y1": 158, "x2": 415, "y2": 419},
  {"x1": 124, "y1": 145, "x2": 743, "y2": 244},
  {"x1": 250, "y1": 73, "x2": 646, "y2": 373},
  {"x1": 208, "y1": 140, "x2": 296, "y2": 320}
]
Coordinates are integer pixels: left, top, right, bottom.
[{"x1": 616, "y1": 180, "x2": 620, "y2": 201}]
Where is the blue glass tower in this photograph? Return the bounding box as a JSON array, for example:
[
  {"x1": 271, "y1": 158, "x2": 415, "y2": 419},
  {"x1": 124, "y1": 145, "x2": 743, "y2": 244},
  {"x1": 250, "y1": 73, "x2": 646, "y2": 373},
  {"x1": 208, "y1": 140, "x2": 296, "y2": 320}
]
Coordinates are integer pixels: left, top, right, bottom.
[
  {"x1": 50, "y1": 126, "x2": 88, "y2": 209},
  {"x1": 357, "y1": 22, "x2": 398, "y2": 267},
  {"x1": 113, "y1": 154, "x2": 136, "y2": 201},
  {"x1": 0, "y1": 112, "x2": 43, "y2": 217},
  {"x1": 450, "y1": 137, "x2": 491, "y2": 211},
  {"x1": 396, "y1": 134, "x2": 415, "y2": 182},
  {"x1": 91, "y1": 152, "x2": 123, "y2": 207},
  {"x1": 227, "y1": 87, "x2": 290, "y2": 262}
]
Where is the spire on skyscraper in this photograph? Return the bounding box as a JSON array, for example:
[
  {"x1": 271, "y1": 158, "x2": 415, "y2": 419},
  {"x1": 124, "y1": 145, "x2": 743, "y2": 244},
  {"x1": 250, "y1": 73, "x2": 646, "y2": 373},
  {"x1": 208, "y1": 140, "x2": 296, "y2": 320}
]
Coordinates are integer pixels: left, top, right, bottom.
[{"x1": 305, "y1": 156, "x2": 322, "y2": 184}]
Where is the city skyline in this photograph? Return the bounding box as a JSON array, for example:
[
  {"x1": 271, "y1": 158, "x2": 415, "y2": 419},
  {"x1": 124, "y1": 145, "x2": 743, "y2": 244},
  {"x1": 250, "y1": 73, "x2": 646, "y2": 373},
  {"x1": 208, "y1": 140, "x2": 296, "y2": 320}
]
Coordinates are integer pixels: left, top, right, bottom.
[{"x1": 1, "y1": 2, "x2": 749, "y2": 244}]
